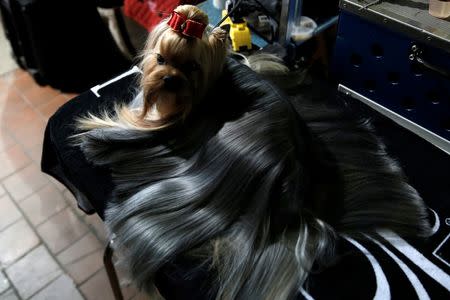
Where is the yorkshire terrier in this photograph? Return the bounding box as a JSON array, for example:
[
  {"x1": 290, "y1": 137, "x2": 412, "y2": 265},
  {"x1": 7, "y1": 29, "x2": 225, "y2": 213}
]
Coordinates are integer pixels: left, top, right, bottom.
[
  {"x1": 78, "y1": 4, "x2": 228, "y2": 131},
  {"x1": 75, "y1": 4, "x2": 431, "y2": 300}
]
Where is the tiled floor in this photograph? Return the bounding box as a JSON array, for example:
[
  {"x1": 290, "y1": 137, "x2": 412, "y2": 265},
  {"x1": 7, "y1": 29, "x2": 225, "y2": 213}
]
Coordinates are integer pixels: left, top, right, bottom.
[{"x1": 0, "y1": 69, "x2": 148, "y2": 300}]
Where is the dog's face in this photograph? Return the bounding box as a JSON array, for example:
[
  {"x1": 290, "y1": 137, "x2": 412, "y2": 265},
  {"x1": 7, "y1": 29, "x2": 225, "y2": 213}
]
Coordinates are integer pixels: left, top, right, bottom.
[{"x1": 138, "y1": 5, "x2": 227, "y2": 123}]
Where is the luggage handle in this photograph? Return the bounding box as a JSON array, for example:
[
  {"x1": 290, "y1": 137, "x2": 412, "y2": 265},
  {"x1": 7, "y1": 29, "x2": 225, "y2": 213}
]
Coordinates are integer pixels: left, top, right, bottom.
[{"x1": 409, "y1": 44, "x2": 450, "y2": 80}]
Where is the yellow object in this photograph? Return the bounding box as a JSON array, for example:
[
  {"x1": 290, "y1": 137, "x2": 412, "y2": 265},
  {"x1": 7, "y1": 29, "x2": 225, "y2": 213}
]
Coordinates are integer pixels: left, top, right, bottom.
[{"x1": 221, "y1": 10, "x2": 252, "y2": 51}]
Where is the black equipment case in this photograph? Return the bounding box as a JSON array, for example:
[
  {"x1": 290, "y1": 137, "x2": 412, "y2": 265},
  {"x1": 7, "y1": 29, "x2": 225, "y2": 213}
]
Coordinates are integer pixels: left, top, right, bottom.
[{"x1": 0, "y1": 0, "x2": 131, "y2": 92}]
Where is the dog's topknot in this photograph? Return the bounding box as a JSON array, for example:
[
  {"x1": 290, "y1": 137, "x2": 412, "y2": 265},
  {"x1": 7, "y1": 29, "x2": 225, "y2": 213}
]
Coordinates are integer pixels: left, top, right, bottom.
[
  {"x1": 173, "y1": 4, "x2": 209, "y2": 27},
  {"x1": 76, "y1": 5, "x2": 228, "y2": 132}
]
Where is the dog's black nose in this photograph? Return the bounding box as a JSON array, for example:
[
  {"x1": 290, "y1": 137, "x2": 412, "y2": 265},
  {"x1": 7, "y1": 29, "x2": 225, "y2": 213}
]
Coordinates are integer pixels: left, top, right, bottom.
[{"x1": 163, "y1": 76, "x2": 182, "y2": 91}]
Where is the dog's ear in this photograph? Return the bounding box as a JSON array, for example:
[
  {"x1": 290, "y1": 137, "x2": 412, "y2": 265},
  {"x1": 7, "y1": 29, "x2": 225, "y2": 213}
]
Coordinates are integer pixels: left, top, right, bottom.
[
  {"x1": 207, "y1": 26, "x2": 228, "y2": 77},
  {"x1": 220, "y1": 24, "x2": 231, "y2": 34},
  {"x1": 209, "y1": 27, "x2": 228, "y2": 43}
]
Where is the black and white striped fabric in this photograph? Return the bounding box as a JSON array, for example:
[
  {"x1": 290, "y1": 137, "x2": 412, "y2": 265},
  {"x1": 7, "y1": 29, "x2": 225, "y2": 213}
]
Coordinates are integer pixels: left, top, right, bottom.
[{"x1": 303, "y1": 208, "x2": 450, "y2": 300}]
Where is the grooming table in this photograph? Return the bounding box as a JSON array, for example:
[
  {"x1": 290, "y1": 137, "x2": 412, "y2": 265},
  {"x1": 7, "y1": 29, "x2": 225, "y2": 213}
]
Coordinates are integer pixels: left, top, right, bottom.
[{"x1": 42, "y1": 63, "x2": 450, "y2": 299}]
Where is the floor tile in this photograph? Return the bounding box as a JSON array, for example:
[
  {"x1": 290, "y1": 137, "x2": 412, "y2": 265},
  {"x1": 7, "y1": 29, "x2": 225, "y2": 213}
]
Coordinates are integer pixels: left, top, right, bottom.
[
  {"x1": 19, "y1": 185, "x2": 67, "y2": 226},
  {"x1": 64, "y1": 190, "x2": 85, "y2": 217},
  {"x1": 64, "y1": 249, "x2": 104, "y2": 284},
  {"x1": 57, "y1": 233, "x2": 102, "y2": 266},
  {"x1": 50, "y1": 177, "x2": 67, "y2": 192},
  {"x1": 0, "y1": 76, "x2": 8, "y2": 88},
  {"x1": 0, "y1": 87, "x2": 28, "y2": 116},
  {"x1": 37, "y1": 94, "x2": 68, "y2": 119},
  {"x1": 0, "y1": 219, "x2": 39, "y2": 266},
  {"x1": 0, "y1": 271, "x2": 10, "y2": 294},
  {"x1": 0, "y1": 144, "x2": 31, "y2": 180},
  {"x1": 6, "y1": 245, "x2": 62, "y2": 299},
  {"x1": 30, "y1": 274, "x2": 83, "y2": 300},
  {"x1": 80, "y1": 269, "x2": 115, "y2": 300},
  {"x1": 5, "y1": 70, "x2": 34, "y2": 92},
  {"x1": 21, "y1": 84, "x2": 60, "y2": 108},
  {"x1": 0, "y1": 184, "x2": 4, "y2": 197},
  {"x1": 37, "y1": 207, "x2": 89, "y2": 254},
  {"x1": 3, "y1": 105, "x2": 42, "y2": 132},
  {"x1": 0, "y1": 289, "x2": 19, "y2": 300},
  {"x1": 0, "y1": 73, "x2": 7, "y2": 85},
  {"x1": 0, "y1": 195, "x2": 22, "y2": 231},
  {"x1": 3, "y1": 164, "x2": 49, "y2": 202},
  {"x1": 0, "y1": 128, "x2": 15, "y2": 151},
  {"x1": 0, "y1": 33, "x2": 18, "y2": 74},
  {"x1": 84, "y1": 214, "x2": 108, "y2": 242},
  {"x1": 28, "y1": 142, "x2": 44, "y2": 163},
  {"x1": 0, "y1": 68, "x2": 23, "y2": 81},
  {"x1": 9, "y1": 117, "x2": 46, "y2": 149}
]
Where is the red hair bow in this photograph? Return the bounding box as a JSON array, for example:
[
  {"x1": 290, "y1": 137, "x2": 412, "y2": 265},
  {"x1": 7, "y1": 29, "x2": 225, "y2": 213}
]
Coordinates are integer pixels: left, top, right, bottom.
[{"x1": 167, "y1": 11, "x2": 206, "y2": 39}]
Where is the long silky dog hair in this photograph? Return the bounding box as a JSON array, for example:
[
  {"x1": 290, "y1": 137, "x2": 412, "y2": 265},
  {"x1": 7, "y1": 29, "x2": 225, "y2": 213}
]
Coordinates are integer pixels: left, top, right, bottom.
[
  {"x1": 75, "y1": 6, "x2": 431, "y2": 300},
  {"x1": 76, "y1": 59, "x2": 431, "y2": 299}
]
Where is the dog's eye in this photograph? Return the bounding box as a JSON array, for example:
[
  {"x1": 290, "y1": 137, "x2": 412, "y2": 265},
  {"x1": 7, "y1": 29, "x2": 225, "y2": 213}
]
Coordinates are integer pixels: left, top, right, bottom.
[
  {"x1": 184, "y1": 61, "x2": 200, "y2": 73},
  {"x1": 156, "y1": 54, "x2": 166, "y2": 65}
]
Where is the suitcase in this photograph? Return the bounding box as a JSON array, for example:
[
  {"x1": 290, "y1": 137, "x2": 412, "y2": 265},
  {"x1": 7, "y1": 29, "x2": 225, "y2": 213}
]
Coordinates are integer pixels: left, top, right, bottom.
[
  {"x1": 0, "y1": 0, "x2": 39, "y2": 73},
  {"x1": 0, "y1": 0, "x2": 131, "y2": 92}
]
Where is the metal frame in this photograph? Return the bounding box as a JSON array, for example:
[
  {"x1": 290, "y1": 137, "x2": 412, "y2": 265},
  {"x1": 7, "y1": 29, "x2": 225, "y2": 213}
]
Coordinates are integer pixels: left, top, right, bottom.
[
  {"x1": 278, "y1": 0, "x2": 303, "y2": 45},
  {"x1": 340, "y1": 0, "x2": 450, "y2": 54},
  {"x1": 338, "y1": 84, "x2": 450, "y2": 155}
]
